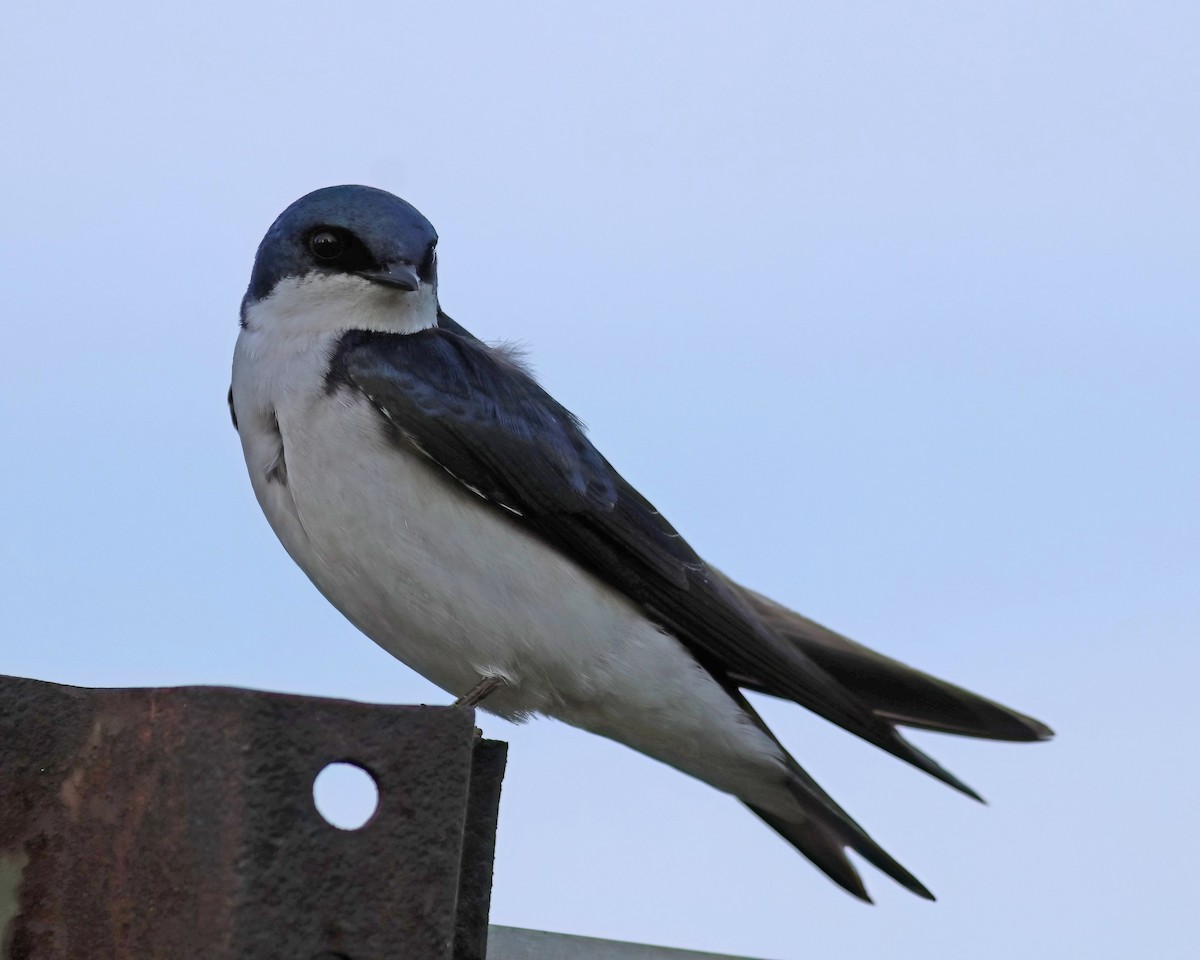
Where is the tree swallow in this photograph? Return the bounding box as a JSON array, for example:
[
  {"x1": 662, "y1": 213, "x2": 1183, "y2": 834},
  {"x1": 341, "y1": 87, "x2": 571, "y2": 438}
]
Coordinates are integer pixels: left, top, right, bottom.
[{"x1": 230, "y1": 185, "x2": 1052, "y2": 902}]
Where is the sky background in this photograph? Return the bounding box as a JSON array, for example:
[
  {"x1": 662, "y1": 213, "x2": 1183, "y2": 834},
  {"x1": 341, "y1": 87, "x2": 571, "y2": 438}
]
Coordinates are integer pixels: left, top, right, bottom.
[{"x1": 2, "y1": 3, "x2": 1197, "y2": 958}]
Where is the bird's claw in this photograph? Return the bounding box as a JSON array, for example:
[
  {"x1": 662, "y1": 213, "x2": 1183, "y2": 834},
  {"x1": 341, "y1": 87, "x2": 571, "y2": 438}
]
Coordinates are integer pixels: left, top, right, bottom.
[{"x1": 453, "y1": 675, "x2": 507, "y2": 707}]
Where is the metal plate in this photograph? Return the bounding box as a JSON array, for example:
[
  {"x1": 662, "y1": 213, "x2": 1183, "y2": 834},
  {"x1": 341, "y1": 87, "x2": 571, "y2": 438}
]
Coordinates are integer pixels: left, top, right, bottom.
[{"x1": 0, "y1": 674, "x2": 505, "y2": 960}]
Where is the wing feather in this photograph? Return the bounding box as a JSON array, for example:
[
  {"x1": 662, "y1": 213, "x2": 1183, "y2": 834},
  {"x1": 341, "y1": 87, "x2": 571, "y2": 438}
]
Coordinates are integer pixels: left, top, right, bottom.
[{"x1": 326, "y1": 324, "x2": 977, "y2": 797}]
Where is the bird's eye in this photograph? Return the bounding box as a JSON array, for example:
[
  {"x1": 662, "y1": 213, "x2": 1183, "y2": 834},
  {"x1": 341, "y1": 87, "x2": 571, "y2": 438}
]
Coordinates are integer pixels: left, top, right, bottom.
[{"x1": 309, "y1": 231, "x2": 345, "y2": 260}]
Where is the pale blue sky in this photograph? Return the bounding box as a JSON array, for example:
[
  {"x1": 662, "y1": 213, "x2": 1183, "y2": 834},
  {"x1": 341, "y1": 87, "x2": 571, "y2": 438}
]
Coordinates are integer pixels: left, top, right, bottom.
[{"x1": 2, "y1": 4, "x2": 1196, "y2": 958}]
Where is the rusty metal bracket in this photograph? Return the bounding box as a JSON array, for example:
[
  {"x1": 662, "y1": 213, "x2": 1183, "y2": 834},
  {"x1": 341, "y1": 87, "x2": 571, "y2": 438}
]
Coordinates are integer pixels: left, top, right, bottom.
[{"x1": 0, "y1": 673, "x2": 506, "y2": 960}]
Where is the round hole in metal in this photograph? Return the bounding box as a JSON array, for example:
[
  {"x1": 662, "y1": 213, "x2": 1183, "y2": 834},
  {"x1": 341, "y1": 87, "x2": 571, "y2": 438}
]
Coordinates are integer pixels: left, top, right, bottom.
[{"x1": 312, "y1": 761, "x2": 379, "y2": 831}]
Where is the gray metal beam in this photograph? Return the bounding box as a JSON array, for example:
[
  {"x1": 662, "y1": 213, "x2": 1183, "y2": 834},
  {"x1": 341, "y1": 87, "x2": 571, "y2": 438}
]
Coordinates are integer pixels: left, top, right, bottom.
[{"x1": 488, "y1": 925, "x2": 764, "y2": 960}]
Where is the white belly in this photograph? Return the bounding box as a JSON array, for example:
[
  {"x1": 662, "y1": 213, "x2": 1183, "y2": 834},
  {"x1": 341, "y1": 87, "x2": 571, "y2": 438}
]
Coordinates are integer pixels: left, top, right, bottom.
[{"x1": 231, "y1": 320, "x2": 787, "y2": 808}]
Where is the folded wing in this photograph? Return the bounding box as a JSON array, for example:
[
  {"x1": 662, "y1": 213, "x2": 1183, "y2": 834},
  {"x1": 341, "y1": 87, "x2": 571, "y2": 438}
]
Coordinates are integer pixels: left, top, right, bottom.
[{"x1": 728, "y1": 582, "x2": 1053, "y2": 742}]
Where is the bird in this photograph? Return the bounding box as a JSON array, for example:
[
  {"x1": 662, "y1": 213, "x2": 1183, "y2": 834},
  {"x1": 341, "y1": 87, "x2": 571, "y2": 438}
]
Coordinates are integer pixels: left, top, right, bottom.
[{"x1": 229, "y1": 184, "x2": 1052, "y2": 902}]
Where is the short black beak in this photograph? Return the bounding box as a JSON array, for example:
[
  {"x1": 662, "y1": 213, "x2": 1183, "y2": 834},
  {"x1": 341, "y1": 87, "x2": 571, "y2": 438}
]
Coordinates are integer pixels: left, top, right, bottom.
[{"x1": 356, "y1": 261, "x2": 421, "y2": 292}]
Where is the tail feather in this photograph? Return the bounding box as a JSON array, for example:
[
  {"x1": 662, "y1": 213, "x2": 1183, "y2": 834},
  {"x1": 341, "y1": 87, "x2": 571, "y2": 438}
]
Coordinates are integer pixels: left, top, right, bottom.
[
  {"x1": 712, "y1": 581, "x2": 1051, "y2": 898},
  {"x1": 749, "y1": 804, "x2": 873, "y2": 902},
  {"x1": 749, "y1": 803, "x2": 935, "y2": 903},
  {"x1": 731, "y1": 691, "x2": 935, "y2": 901}
]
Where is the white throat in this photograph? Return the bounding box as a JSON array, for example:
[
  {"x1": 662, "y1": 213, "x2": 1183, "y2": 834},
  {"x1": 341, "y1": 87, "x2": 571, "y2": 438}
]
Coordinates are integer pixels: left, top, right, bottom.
[{"x1": 243, "y1": 272, "x2": 439, "y2": 339}]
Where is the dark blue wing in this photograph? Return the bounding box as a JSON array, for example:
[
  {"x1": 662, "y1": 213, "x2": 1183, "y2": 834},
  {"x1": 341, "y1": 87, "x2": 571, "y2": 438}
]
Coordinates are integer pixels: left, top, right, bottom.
[
  {"x1": 327, "y1": 326, "x2": 697, "y2": 590},
  {"x1": 326, "y1": 321, "x2": 975, "y2": 796}
]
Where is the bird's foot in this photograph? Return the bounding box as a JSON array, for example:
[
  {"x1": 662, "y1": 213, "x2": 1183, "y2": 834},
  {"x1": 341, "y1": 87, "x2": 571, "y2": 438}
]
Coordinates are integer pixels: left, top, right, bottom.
[{"x1": 454, "y1": 675, "x2": 507, "y2": 707}]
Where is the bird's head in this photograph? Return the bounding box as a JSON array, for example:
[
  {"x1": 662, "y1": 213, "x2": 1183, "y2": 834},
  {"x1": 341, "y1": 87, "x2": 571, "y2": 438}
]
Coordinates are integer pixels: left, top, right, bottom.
[{"x1": 241, "y1": 185, "x2": 440, "y2": 334}]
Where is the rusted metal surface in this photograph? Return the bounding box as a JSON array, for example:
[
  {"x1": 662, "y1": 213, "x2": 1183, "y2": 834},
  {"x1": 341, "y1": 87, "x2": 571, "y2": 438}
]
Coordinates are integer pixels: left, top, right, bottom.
[
  {"x1": 0, "y1": 673, "x2": 506, "y2": 960},
  {"x1": 454, "y1": 739, "x2": 507, "y2": 960}
]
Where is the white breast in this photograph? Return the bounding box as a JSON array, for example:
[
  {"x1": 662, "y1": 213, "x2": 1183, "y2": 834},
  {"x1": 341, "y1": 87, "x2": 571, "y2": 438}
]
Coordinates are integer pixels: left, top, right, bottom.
[{"x1": 230, "y1": 277, "x2": 788, "y2": 810}]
